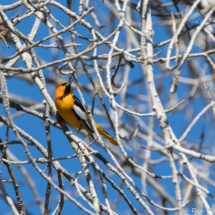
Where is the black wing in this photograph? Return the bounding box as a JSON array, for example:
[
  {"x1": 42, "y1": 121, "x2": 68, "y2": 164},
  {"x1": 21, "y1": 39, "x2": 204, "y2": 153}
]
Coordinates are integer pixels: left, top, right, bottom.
[{"x1": 72, "y1": 95, "x2": 94, "y2": 139}]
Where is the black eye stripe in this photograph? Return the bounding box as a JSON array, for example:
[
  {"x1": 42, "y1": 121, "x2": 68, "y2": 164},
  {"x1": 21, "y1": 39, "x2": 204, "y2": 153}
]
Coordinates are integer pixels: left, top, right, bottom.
[
  {"x1": 59, "y1": 83, "x2": 70, "y2": 100},
  {"x1": 56, "y1": 82, "x2": 67, "y2": 89}
]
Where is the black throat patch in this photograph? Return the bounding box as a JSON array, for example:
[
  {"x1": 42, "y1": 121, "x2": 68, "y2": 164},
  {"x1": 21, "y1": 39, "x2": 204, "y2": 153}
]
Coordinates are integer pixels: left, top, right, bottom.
[{"x1": 59, "y1": 85, "x2": 70, "y2": 100}]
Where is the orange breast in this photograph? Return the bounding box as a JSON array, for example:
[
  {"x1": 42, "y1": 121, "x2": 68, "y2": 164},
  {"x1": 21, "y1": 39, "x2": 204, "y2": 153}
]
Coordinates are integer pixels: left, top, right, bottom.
[{"x1": 54, "y1": 91, "x2": 83, "y2": 130}]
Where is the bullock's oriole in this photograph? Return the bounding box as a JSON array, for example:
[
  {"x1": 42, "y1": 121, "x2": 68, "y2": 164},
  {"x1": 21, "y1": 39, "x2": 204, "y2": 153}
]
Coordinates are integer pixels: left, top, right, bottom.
[{"x1": 54, "y1": 81, "x2": 118, "y2": 146}]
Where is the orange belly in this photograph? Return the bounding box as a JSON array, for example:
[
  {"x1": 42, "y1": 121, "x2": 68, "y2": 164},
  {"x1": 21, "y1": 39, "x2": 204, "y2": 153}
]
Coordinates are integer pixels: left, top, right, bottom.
[{"x1": 55, "y1": 94, "x2": 84, "y2": 130}]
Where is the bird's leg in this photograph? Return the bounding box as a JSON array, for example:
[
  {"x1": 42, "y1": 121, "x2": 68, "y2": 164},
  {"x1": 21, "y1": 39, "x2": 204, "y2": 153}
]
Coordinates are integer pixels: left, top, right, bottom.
[
  {"x1": 88, "y1": 133, "x2": 95, "y2": 141},
  {"x1": 55, "y1": 112, "x2": 63, "y2": 124},
  {"x1": 75, "y1": 128, "x2": 81, "y2": 135}
]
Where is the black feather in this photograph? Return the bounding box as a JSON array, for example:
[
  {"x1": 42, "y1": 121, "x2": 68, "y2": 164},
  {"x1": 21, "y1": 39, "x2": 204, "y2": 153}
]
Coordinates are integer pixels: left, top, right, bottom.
[
  {"x1": 59, "y1": 83, "x2": 71, "y2": 100},
  {"x1": 73, "y1": 95, "x2": 94, "y2": 139}
]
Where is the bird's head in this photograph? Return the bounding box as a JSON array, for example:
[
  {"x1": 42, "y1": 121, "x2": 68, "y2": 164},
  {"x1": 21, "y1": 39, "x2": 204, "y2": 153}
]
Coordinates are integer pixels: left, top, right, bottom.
[
  {"x1": 55, "y1": 81, "x2": 73, "y2": 100},
  {"x1": 56, "y1": 81, "x2": 72, "y2": 89}
]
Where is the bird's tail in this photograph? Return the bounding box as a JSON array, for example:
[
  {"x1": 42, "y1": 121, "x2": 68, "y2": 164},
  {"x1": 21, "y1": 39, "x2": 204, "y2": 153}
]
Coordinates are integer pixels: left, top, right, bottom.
[{"x1": 96, "y1": 124, "x2": 118, "y2": 146}]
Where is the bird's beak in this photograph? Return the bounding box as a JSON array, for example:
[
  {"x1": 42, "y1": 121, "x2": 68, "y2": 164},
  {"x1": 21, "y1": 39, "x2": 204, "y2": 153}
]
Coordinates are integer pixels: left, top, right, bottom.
[{"x1": 65, "y1": 81, "x2": 72, "y2": 88}]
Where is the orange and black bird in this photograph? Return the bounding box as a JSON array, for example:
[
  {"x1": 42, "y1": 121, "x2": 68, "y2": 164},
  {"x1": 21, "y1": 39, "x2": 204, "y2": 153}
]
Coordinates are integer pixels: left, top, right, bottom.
[{"x1": 54, "y1": 81, "x2": 118, "y2": 146}]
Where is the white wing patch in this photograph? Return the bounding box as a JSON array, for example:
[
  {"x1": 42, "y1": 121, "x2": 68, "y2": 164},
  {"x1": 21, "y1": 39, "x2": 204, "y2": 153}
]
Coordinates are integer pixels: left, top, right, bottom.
[{"x1": 73, "y1": 103, "x2": 94, "y2": 139}]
